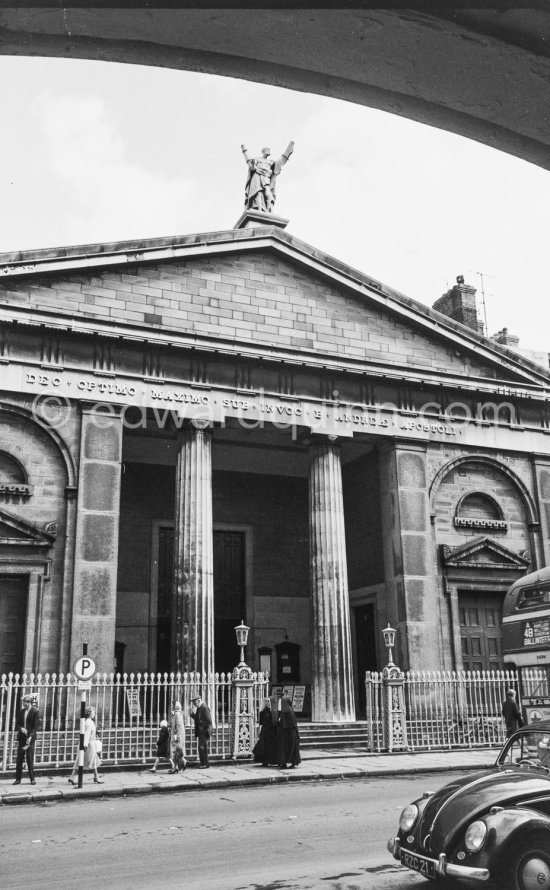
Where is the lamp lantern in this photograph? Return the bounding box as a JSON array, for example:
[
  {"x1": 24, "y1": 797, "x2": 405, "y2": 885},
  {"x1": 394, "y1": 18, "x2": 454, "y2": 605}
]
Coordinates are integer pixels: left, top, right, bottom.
[
  {"x1": 382, "y1": 623, "x2": 397, "y2": 665},
  {"x1": 235, "y1": 619, "x2": 250, "y2": 666}
]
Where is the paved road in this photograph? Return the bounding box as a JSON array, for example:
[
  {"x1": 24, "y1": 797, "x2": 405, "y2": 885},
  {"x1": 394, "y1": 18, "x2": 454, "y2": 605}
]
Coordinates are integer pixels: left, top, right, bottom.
[{"x1": 0, "y1": 771, "x2": 464, "y2": 890}]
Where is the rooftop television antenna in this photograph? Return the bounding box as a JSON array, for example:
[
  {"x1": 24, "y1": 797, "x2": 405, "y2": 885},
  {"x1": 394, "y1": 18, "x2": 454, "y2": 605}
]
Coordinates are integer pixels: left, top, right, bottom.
[{"x1": 469, "y1": 270, "x2": 494, "y2": 336}]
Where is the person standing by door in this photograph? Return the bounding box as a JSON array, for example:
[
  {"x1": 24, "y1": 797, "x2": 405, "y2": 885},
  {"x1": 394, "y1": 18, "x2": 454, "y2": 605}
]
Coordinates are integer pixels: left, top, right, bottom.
[
  {"x1": 190, "y1": 695, "x2": 212, "y2": 769},
  {"x1": 13, "y1": 693, "x2": 40, "y2": 785}
]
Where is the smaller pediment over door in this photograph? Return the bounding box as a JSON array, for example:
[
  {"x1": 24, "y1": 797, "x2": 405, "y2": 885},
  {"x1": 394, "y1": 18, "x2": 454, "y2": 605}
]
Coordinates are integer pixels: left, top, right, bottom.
[
  {"x1": 440, "y1": 537, "x2": 531, "y2": 571},
  {"x1": 0, "y1": 508, "x2": 57, "y2": 547}
]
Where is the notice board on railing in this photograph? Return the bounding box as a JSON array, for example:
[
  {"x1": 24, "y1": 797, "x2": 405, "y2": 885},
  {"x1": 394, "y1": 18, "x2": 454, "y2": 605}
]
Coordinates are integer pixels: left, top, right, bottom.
[
  {"x1": 271, "y1": 684, "x2": 307, "y2": 713},
  {"x1": 126, "y1": 688, "x2": 142, "y2": 719}
]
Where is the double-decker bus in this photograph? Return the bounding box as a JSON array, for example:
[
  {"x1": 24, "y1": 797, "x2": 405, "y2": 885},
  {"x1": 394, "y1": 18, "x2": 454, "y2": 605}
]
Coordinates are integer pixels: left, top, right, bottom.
[{"x1": 503, "y1": 566, "x2": 550, "y2": 722}]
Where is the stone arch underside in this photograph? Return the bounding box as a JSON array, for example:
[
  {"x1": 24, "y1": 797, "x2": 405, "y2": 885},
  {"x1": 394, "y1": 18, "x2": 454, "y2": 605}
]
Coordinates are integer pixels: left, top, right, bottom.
[{"x1": 1, "y1": 8, "x2": 550, "y2": 170}]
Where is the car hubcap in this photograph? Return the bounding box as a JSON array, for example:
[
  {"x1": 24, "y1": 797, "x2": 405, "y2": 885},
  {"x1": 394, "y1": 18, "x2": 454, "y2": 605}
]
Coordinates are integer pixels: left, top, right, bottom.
[{"x1": 519, "y1": 856, "x2": 550, "y2": 890}]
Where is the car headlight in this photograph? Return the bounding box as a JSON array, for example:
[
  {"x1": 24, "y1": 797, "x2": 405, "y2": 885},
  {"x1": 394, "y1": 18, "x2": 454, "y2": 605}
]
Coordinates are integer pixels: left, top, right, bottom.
[
  {"x1": 464, "y1": 820, "x2": 487, "y2": 853},
  {"x1": 399, "y1": 804, "x2": 419, "y2": 833}
]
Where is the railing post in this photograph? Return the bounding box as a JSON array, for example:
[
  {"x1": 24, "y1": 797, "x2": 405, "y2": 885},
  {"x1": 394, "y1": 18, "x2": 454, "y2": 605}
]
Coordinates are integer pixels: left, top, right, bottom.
[
  {"x1": 231, "y1": 662, "x2": 255, "y2": 760},
  {"x1": 2, "y1": 676, "x2": 14, "y2": 771},
  {"x1": 382, "y1": 662, "x2": 408, "y2": 752}
]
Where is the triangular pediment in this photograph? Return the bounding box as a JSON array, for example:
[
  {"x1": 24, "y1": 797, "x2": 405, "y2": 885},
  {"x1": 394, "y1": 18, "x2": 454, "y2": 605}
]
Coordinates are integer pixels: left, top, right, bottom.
[
  {"x1": 441, "y1": 537, "x2": 531, "y2": 570},
  {"x1": 0, "y1": 509, "x2": 56, "y2": 547},
  {"x1": 0, "y1": 226, "x2": 548, "y2": 389}
]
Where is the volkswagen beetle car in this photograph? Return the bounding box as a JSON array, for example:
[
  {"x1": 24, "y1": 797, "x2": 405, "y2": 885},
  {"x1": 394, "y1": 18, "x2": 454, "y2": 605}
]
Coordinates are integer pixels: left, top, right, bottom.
[{"x1": 388, "y1": 723, "x2": 550, "y2": 888}]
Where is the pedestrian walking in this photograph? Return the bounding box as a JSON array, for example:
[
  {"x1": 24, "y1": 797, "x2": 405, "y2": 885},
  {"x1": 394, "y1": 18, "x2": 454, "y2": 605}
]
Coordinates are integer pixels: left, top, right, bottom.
[
  {"x1": 170, "y1": 701, "x2": 187, "y2": 773},
  {"x1": 190, "y1": 694, "x2": 212, "y2": 768},
  {"x1": 252, "y1": 696, "x2": 278, "y2": 766},
  {"x1": 277, "y1": 695, "x2": 301, "y2": 769},
  {"x1": 501, "y1": 689, "x2": 523, "y2": 738},
  {"x1": 13, "y1": 693, "x2": 40, "y2": 785},
  {"x1": 169, "y1": 701, "x2": 186, "y2": 773},
  {"x1": 68, "y1": 706, "x2": 103, "y2": 784},
  {"x1": 148, "y1": 719, "x2": 174, "y2": 773}
]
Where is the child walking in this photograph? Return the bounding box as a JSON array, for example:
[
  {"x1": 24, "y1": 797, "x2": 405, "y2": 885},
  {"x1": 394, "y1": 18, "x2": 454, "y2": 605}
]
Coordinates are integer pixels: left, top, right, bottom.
[{"x1": 148, "y1": 719, "x2": 174, "y2": 773}]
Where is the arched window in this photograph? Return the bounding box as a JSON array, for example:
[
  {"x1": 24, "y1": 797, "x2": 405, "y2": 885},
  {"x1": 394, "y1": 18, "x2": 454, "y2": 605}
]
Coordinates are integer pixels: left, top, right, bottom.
[
  {"x1": 0, "y1": 451, "x2": 31, "y2": 498},
  {"x1": 454, "y1": 492, "x2": 507, "y2": 531}
]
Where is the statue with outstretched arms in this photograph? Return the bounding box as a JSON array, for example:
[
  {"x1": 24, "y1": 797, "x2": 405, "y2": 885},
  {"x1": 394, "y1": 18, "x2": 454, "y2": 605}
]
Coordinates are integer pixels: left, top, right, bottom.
[{"x1": 241, "y1": 142, "x2": 295, "y2": 213}]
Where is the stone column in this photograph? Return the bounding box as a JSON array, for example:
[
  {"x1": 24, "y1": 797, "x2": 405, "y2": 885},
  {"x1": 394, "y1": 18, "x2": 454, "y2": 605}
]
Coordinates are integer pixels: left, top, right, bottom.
[
  {"x1": 70, "y1": 405, "x2": 123, "y2": 673},
  {"x1": 309, "y1": 441, "x2": 355, "y2": 722},
  {"x1": 172, "y1": 427, "x2": 214, "y2": 677}
]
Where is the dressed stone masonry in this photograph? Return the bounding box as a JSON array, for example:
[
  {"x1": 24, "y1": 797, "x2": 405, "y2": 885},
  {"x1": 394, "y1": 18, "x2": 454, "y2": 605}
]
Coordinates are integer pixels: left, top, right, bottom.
[{"x1": 0, "y1": 218, "x2": 550, "y2": 718}]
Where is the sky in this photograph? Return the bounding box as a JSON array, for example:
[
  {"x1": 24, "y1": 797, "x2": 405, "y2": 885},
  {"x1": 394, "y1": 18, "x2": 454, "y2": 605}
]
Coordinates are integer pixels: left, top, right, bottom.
[{"x1": 2, "y1": 55, "x2": 550, "y2": 353}]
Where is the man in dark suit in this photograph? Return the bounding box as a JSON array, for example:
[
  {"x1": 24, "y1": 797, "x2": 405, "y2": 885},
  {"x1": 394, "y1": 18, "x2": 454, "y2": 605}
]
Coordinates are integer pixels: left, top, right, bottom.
[
  {"x1": 501, "y1": 688, "x2": 523, "y2": 738},
  {"x1": 190, "y1": 695, "x2": 212, "y2": 769},
  {"x1": 14, "y1": 693, "x2": 40, "y2": 785}
]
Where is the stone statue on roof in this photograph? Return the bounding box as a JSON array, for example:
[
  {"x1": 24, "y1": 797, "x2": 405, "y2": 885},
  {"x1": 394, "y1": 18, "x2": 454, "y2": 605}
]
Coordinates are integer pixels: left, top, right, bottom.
[{"x1": 241, "y1": 142, "x2": 295, "y2": 213}]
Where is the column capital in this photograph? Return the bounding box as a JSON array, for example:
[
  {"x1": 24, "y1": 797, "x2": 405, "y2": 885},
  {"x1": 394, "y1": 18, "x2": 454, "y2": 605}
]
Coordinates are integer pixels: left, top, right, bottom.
[{"x1": 304, "y1": 433, "x2": 342, "y2": 449}]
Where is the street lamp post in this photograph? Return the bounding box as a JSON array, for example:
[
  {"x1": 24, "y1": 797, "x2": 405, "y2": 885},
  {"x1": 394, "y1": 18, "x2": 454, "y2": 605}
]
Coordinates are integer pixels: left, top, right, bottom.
[
  {"x1": 231, "y1": 620, "x2": 255, "y2": 760},
  {"x1": 381, "y1": 623, "x2": 408, "y2": 752}
]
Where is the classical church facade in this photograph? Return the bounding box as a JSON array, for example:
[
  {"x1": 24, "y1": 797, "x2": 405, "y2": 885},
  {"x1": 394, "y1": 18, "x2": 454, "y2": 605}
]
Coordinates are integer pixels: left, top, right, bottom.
[{"x1": 1, "y1": 211, "x2": 550, "y2": 722}]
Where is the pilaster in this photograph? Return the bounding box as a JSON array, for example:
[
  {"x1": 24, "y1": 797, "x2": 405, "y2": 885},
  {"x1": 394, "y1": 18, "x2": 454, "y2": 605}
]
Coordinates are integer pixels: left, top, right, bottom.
[
  {"x1": 70, "y1": 404, "x2": 123, "y2": 672},
  {"x1": 378, "y1": 440, "x2": 441, "y2": 671}
]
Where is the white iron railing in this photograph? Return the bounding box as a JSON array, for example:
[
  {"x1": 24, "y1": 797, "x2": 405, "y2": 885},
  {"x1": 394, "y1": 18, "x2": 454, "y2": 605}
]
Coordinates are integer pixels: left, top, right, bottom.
[
  {"x1": 365, "y1": 668, "x2": 532, "y2": 752},
  {"x1": 0, "y1": 670, "x2": 269, "y2": 771}
]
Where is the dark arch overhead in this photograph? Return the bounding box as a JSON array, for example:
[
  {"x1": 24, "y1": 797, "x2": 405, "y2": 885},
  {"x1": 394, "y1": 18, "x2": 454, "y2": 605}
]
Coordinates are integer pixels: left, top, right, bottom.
[{"x1": 1, "y1": 6, "x2": 550, "y2": 170}]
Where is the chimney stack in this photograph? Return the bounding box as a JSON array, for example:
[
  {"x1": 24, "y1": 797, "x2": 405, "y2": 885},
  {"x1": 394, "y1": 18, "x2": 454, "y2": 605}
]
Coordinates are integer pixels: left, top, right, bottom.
[
  {"x1": 490, "y1": 327, "x2": 520, "y2": 349},
  {"x1": 433, "y1": 275, "x2": 484, "y2": 334}
]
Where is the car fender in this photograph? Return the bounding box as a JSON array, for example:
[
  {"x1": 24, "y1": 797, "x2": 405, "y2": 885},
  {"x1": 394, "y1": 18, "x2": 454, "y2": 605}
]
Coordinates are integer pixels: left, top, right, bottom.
[{"x1": 479, "y1": 806, "x2": 550, "y2": 867}]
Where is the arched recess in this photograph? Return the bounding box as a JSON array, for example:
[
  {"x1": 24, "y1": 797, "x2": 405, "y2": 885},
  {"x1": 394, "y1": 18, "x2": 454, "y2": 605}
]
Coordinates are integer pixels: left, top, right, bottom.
[
  {"x1": 429, "y1": 454, "x2": 538, "y2": 528},
  {"x1": 0, "y1": 401, "x2": 78, "y2": 672},
  {"x1": 430, "y1": 453, "x2": 538, "y2": 673},
  {"x1": 0, "y1": 402, "x2": 77, "y2": 489}
]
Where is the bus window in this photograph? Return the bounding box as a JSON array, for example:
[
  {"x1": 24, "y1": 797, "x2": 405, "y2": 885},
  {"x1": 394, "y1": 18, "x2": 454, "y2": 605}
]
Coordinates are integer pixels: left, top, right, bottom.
[
  {"x1": 503, "y1": 567, "x2": 550, "y2": 715},
  {"x1": 517, "y1": 588, "x2": 550, "y2": 610}
]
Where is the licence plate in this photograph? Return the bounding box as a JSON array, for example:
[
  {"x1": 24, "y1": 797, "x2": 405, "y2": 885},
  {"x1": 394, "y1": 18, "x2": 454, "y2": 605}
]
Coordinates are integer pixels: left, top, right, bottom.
[{"x1": 400, "y1": 849, "x2": 436, "y2": 878}]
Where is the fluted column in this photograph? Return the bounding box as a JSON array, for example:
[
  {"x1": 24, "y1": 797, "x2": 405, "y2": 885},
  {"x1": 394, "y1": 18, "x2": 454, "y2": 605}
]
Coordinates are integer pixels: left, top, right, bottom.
[
  {"x1": 172, "y1": 427, "x2": 214, "y2": 677},
  {"x1": 309, "y1": 442, "x2": 355, "y2": 722}
]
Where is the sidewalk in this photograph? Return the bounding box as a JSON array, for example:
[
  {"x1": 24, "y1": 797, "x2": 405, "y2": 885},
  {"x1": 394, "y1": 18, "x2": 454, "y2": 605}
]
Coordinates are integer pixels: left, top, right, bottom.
[{"x1": 0, "y1": 747, "x2": 497, "y2": 806}]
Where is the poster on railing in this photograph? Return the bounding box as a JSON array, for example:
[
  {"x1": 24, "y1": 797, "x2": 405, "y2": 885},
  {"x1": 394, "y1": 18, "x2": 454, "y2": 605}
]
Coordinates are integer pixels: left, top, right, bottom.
[
  {"x1": 292, "y1": 685, "x2": 305, "y2": 712},
  {"x1": 126, "y1": 688, "x2": 142, "y2": 719}
]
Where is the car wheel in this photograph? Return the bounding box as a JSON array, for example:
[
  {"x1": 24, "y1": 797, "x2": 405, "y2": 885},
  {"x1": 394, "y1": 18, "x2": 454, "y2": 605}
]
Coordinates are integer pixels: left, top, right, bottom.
[{"x1": 512, "y1": 833, "x2": 550, "y2": 890}]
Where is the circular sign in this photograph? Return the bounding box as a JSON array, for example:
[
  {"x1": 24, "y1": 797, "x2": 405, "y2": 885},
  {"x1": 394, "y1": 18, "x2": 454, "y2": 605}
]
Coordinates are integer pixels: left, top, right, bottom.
[{"x1": 72, "y1": 656, "x2": 96, "y2": 680}]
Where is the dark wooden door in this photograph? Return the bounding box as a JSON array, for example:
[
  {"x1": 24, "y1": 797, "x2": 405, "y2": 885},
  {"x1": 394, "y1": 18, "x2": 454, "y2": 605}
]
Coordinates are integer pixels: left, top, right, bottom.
[
  {"x1": 354, "y1": 603, "x2": 377, "y2": 717},
  {"x1": 213, "y1": 531, "x2": 246, "y2": 673},
  {"x1": 0, "y1": 575, "x2": 27, "y2": 676},
  {"x1": 459, "y1": 591, "x2": 503, "y2": 672},
  {"x1": 156, "y1": 525, "x2": 174, "y2": 674}
]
